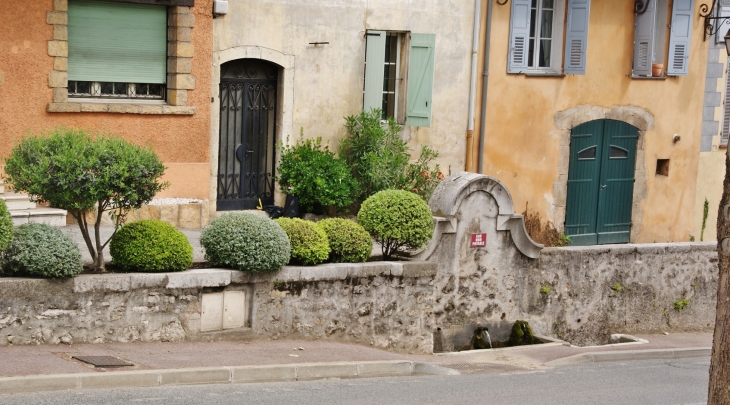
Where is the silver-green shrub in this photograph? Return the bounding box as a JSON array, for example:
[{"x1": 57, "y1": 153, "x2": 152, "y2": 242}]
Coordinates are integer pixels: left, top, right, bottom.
[
  {"x1": 275, "y1": 218, "x2": 330, "y2": 265},
  {"x1": 357, "y1": 189, "x2": 434, "y2": 260},
  {"x1": 3, "y1": 223, "x2": 82, "y2": 278},
  {"x1": 200, "y1": 213, "x2": 290, "y2": 272},
  {"x1": 0, "y1": 199, "x2": 12, "y2": 253}
]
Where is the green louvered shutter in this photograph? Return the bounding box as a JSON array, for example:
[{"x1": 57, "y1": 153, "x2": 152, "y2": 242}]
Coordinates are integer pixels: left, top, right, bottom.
[
  {"x1": 363, "y1": 31, "x2": 386, "y2": 113},
  {"x1": 68, "y1": 0, "x2": 167, "y2": 84},
  {"x1": 406, "y1": 33, "x2": 435, "y2": 128}
]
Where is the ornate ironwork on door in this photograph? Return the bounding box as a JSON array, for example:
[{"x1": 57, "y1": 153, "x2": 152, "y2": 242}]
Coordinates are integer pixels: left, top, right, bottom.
[{"x1": 217, "y1": 59, "x2": 278, "y2": 210}]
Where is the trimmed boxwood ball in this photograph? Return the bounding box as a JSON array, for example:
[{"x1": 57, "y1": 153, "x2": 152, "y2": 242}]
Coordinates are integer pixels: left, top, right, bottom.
[
  {"x1": 275, "y1": 218, "x2": 330, "y2": 265},
  {"x1": 357, "y1": 189, "x2": 434, "y2": 260},
  {"x1": 318, "y1": 218, "x2": 371, "y2": 263},
  {"x1": 200, "y1": 213, "x2": 290, "y2": 272},
  {"x1": 3, "y1": 223, "x2": 82, "y2": 278},
  {"x1": 0, "y1": 199, "x2": 12, "y2": 253},
  {"x1": 110, "y1": 219, "x2": 193, "y2": 272}
]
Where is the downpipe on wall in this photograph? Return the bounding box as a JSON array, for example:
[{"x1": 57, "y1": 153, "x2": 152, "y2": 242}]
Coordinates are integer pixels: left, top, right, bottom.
[
  {"x1": 477, "y1": 0, "x2": 494, "y2": 174},
  {"x1": 466, "y1": 0, "x2": 482, "y2": 172}
]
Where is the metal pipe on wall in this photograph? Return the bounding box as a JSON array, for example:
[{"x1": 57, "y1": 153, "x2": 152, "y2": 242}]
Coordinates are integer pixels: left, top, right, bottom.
[
  {"x1": 465, "y1": 0, "x2": 482, "y2": 172},
  {"x1": 477, "y1": 0, "x2": 494, "y2": 174}
]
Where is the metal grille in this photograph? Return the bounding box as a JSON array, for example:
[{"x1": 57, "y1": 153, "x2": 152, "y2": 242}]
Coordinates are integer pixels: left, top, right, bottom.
[
  {"x1": 217, "y1": 59, "x2": 277, "y2": 211},
  {"x1": 442, "y1": 362, "x2": 531, "y2": 375},
  {"x1": 72, "y1": 355, "x2": 133, "y2": 368}
]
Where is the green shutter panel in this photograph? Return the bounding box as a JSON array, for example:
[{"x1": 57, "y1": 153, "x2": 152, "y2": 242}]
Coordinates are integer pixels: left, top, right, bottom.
[
  {"x1": 508, "y1": 0, "x2": 531, "y2": 73},
  {"x1": 667, "y1": 0, "x2": 694, "y2": 76},
  {"x1": 632, "y1": 0, "x2": 657, "y2": 77},
  {"x1": 68, "y1": 0, "x2": 167, "y2": 84},
  {"x1": 406, "y1": 33, "x2": 435, "y2": 128},
  {"x1": 564, "y1": 0, "x2": 591, "y2": 75},
  {"x1": 363, "y1": 31, "x2": 386, "y2": 113}
]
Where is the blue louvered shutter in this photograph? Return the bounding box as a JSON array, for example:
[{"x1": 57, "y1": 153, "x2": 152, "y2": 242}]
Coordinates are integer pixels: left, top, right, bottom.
[
  {"x1": 363, "y1": 31, "x2": 386, "y2": 113},
  {"x1": 632, "y1": 0, "x2": 658, "y2": 77},
  {"x1": 564, "y1": 0, "x2": 591, "y2": 75},
  {"x1": 667, "y1": 0, "x2": 694, "y2": 76},
  {"x1": 508, "y1": 0, "x2": 531, "y2": 73},
  {"x1": 406, "y1": 34, "x2": 436, "y2": 128}
]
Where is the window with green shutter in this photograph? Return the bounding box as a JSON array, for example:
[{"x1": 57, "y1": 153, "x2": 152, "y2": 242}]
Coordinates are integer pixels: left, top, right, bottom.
[
  {"x1": 67, "y1": 0, "x2": 167, "y2": 99},
  {"x1": 362, "y1": 31, "x2": 435, "y2": 127}
]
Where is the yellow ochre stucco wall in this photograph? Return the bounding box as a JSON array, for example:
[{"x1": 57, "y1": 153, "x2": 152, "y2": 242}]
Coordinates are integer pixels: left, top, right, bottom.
[{"x1": 476, "y1": 0, "x2": 708, "y2": 243}]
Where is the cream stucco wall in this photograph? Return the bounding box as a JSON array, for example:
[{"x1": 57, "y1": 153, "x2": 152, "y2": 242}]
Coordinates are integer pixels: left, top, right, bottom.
[
  {"x1": 475, "y1": 0, "x2": 708, "y2": 243},
  {"x1": 211, "y1": 0, "x2": 477, "y2": 207}
]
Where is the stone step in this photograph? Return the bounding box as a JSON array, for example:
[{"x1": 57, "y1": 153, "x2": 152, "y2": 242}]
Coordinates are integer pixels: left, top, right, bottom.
[
  {"x1": 1, "y1": 194, "x2": 36, "y2": 210},
  {"x1": 11, "y1": 207, "x2": 68, "y2": 227}
]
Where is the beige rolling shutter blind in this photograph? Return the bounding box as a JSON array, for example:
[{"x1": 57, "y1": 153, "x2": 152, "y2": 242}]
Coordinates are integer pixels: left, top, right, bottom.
[{"x1": 68, "y1": 0, "x2": 167, "y2": 84}]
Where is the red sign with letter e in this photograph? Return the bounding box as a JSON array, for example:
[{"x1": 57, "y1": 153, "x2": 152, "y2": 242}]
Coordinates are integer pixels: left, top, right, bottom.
[{"x1": 470, "y1": 233, "x2": 487, "y2": 248}]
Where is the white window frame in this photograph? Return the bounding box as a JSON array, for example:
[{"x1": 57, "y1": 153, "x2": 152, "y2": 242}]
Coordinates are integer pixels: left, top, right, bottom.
[{"x1": 528, "y1": 0, "x2": 565, "y2": 71}]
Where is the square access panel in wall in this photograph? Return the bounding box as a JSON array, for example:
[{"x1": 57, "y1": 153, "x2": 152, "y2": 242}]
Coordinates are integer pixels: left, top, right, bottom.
[{"x1": 201, "y1": 291, "x2": 246, "y2": 332}]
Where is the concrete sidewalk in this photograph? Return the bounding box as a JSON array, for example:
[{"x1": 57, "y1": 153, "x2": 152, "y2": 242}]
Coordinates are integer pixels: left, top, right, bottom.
[{"x1": 0, "y1": 332, "x2": 713, "y2": 394}]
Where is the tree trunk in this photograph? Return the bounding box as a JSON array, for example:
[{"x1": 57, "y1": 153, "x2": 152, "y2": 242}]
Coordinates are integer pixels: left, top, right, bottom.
[
  {"x1": 93, "y1": 250, "x2": 105, "y2": 272},
  {"x1": 709, "y1": 150, "x2": 730, "y2": 403}
]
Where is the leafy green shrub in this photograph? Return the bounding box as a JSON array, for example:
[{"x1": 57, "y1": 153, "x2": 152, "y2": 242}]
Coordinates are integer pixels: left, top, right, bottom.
[
  {"x1": 275, "y1": 218, "x2": 330, "y2": 265},
  {"x1": 0, "y1": 199, "x2": 12, "y2": 253},
  {"x1": 277, "y1": 131, "x2": 358, "y2": 214},
  {"x1": 357, "y1": 189, "x2": 434, "y2": 260},
  {"x1": 318, "y1": 218, "x2": 372, "y2": 263},
  {"x1": 110, "y1": 220, "x2": 192, "y2": 272},
  {"x1": 200, "y1": 213, "x2": 290, "y2": 272},
  {"x1": 340, "y1": 109, "x2": 442, "y2": 203},
  {"x1": 4, "y1": 127, "x2": 167, "y2": 271},
  {"x1": 3, "y1": 223, "x2": 82, "y2": 278}
]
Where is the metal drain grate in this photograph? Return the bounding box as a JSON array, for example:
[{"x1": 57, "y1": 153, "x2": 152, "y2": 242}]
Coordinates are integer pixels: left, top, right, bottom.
[
  {"x1": 442, "y1": 362, "x2": 530, "y2": 375},
  {"x1": 72, "y1": 356, "x2": 134, "y2": 368}
]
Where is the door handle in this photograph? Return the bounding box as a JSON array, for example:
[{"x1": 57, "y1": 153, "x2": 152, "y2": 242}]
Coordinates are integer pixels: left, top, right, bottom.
[{"x1": 600, "y1": 185, "x2": 607, "y2": 189}]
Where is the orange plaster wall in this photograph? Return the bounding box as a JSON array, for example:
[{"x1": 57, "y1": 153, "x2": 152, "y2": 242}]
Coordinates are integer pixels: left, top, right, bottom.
[
  {"x1": 0, "y1": 0, "x2": 213, "y2": 199},
  {"x1": 477, "y1": 1, "x2": 707, "y2": 243}
]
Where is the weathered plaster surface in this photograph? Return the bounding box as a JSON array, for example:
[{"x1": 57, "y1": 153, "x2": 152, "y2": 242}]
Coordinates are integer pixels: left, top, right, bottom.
[{"x1": 478, "y1": 1, "x2": 708, "y2": 243}]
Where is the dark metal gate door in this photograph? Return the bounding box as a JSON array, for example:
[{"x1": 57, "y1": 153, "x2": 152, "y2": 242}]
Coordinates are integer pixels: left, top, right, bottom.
[
  {"x1": 565, "y1": 119, "x2": 638, "y2": 245},
  {"x1": 217, "y1": 59, "x2": 278, "y2": 211}
]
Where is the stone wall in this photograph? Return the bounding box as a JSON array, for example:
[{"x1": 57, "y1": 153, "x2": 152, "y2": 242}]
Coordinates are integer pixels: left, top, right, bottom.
[
  {"x1": 0, "y1": 262, "x2": 437, "y2": 353},
  {"x1": 420, "y1": 172, "x2": 718, "y2": 350}
]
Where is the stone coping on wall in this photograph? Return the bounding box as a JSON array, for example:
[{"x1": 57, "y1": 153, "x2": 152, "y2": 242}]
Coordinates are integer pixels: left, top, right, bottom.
[
  {"x1": 0, "y1": 261, "x2": 438, "y2": 294},
  {"x1": 541, "y1": 241, "x2": 717, "y2": 255}
]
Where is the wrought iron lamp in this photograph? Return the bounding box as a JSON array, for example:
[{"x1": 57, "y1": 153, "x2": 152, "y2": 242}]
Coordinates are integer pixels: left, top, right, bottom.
[{"x1": 701, "y1": 0, "x2": 730, "y2": 43}]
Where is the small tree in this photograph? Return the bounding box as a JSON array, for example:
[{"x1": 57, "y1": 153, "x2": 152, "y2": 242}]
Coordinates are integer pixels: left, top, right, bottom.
[{"x1": 4, "y1": 128, "x2": 167, "y2": 271}]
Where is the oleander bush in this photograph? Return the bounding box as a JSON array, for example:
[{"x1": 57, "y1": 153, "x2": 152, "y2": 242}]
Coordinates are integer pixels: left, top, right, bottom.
[
  {"x1": 318, "y1": 218, "x2": 371, "y2": 263},
  {"x1": 357, "y1": 189, "x2": 434, "y2": 260},
  {"x1": 2, "y1": 223, "x2": 82, "y2": 278},
  {"x1": 0, "y1": 199, "x2": 12, "y2": 253},
  {"x1": 200, "y1": 213, "x2": 290, "y2": 272},
  {"x1": 110, "y1": 220, "x2": 193, "y2": 272},
  {"x1": 275, "y1": 218, "x2": 330, "y2": 265},
  {"x1": 340, "y1": 109, "x2": 443, "y2": 203}
]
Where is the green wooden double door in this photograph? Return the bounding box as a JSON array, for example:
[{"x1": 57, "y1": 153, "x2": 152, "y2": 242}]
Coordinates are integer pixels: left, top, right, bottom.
[{"x1": 565, "y1": 120, "x2": 638, "y2": 246}]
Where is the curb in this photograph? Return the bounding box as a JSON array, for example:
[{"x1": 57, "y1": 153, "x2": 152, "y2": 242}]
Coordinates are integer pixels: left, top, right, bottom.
[
  {"x1": 545, "y1": 347, "x2": 711, "y2": 367},
  {"x1": 0, "y1": 360, "x2": 459, "y2": 395}
]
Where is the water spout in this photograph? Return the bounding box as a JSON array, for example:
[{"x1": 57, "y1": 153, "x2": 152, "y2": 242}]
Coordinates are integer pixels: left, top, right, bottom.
[{"x1": 483, "y1": 329, "x2": 493, "y2": 349}]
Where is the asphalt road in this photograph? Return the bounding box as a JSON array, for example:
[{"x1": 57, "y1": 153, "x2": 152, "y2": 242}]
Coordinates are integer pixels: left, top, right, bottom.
[{"x1": 0, "y1": 357, "x2": 710, "y2": 405}]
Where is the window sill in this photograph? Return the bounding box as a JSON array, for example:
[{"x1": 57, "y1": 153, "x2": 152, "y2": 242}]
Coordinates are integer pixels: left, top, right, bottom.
[
  {"x1": 631, "y1": 75, "x2": 667, "y2": 80},
  {"x1": 47, "y1": 102, "x2": 195, "y2": 115},
  {"x1": 524, "y1": 72, "x2": 566, "y2": 78}
]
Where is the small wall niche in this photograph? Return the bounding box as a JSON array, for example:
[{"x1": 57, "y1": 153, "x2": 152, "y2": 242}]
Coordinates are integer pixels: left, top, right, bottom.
[{"x1": 656, "y1": 159, "x2": 670, "y2": 176}]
